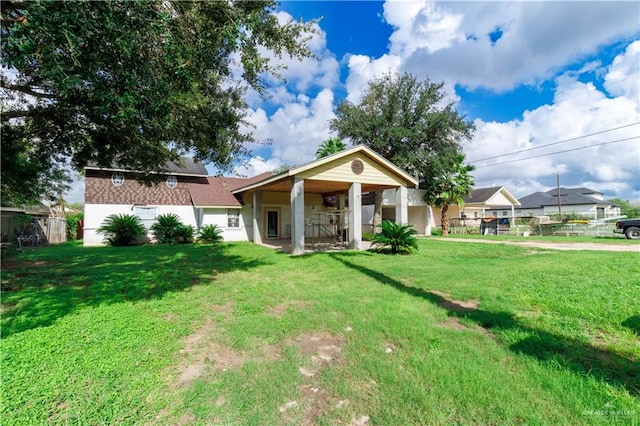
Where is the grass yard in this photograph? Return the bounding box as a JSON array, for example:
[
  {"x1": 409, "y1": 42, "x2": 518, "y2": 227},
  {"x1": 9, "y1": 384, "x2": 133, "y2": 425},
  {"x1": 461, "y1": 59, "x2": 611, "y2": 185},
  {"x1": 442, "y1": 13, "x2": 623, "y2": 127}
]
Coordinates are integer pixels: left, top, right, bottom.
[{"x1": 1, "y1": 240, "x2": 639, "y2": 425}]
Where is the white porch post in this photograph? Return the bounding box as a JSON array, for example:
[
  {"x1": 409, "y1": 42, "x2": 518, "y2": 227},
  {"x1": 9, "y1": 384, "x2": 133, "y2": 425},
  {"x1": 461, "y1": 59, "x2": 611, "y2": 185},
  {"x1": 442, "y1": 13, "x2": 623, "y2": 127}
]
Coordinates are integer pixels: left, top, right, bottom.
[
  {"x1": 348, "y1": 182, "x2": 362, "y2": 250},
  {"x1": 291, "y1": 177, "x2": 305, "y2": 255},
  {"x1": 252, "y1": 191, "x2": 263, "y2": 244},
  {"x1": 425, "y1": 205, "x2": 435, "y2": 236},
  {"x1": 395, "y1": 186, "x2": 408, "y2": 224},
  {"x1": 337, "y1": 193, "x2": 346, "y2": 241}
]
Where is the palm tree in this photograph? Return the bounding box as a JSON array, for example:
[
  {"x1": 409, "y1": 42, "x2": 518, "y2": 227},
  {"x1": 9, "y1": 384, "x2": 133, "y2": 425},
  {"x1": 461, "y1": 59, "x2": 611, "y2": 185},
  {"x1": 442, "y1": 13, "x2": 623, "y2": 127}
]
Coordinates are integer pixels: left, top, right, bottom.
[
  {"x1": 315, "y1": 137, "x2": 346, "y2": 159},
  {"x1": 425, "y1": 153, "x2": 475, "y2": 237}
]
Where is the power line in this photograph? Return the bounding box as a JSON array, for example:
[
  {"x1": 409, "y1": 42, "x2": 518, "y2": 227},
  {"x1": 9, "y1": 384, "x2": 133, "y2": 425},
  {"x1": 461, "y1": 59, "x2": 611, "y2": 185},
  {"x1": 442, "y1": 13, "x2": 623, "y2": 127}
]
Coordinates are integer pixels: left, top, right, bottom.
[
  {"x1": 469, "y1": 121, "x2": 640, "y2": 163},
  {"x1": 473, "y1": 136, "x2": 639, "y2": 169}
]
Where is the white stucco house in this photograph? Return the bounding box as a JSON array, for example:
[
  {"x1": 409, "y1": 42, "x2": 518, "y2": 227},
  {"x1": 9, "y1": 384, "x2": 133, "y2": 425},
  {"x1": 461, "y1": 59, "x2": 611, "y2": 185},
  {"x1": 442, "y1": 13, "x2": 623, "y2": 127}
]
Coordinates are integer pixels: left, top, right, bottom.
[{"x1": 84, "y1": 145, "x2": 418, "y2": 254}]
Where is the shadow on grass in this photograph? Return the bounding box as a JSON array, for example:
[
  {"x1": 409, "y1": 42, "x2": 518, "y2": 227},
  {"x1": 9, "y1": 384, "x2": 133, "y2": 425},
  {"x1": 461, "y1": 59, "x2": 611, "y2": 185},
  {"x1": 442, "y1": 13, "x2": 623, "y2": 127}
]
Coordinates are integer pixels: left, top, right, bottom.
[
  {"x1": 1, "y1": 243, "x2": 269, "y2": 338},
  {"x1": 329, "y1": 252, "x2": 640, "y2": 397}
]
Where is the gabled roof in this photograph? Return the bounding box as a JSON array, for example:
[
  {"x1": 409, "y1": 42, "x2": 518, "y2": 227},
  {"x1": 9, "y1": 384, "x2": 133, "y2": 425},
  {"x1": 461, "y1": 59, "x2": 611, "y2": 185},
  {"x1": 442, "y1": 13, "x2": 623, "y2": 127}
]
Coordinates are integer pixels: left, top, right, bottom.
[
  {"x1": 518, "y1": 188, "x2": 608, "y2": 209},
  {"x1": 546, "y1": 187, "x2": 602, "y2": 197},
  {"x1": 188, "y1": 177, "x2": 242, "y2": 208},
  {"x1": 517, "y1": 192, "x2": 554, "y2": 209},
  {"x1": 220, "y1": 172, "x2": 273, "y2": 191},
  {"x1": 463, "y1": 186, "x2": 520, "y2": 206},
  {"x1": 86, "y1": 157, "x2": 208, "y2": 177},
  {"x1": 231, "y1": 145, "x2": 418, "y2": 194},
  {"x1": 187, "y1": 172, "x2": 274, "y2": 208}
]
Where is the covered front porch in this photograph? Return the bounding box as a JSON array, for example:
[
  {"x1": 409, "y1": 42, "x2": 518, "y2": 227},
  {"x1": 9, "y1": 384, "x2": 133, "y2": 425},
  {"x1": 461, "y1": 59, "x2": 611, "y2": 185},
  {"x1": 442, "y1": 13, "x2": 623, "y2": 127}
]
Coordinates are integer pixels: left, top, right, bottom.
[{"x1": 233, "y1": 145, "x2": 418, "y2": 255}]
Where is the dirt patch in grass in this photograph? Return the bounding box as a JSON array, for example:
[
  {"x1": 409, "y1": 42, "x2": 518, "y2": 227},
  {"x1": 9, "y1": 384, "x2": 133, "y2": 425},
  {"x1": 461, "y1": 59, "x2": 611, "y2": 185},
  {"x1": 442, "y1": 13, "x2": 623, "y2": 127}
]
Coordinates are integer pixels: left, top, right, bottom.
[
  {"x1": 210, "y1": 302, "x2": 233, "y2": 316},
  {"x1": 279, "y1": 332, "x2": 347, "y2": 425},
  {"x1": 266, "y1": 300, "x2": 311, "y2": 317},
  {"x1": 175, "y1": 318, "x2": 281, "y2": 387}
]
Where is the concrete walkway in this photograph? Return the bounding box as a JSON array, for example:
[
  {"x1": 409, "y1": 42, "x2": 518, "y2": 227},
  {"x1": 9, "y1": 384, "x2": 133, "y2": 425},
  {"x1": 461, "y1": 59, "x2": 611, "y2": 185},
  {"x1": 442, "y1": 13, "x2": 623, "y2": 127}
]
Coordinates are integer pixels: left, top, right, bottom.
[
  {"x1": 430, "y1": 237, "x2": 640, "y2": 252},
  {"x1": 260, "y1": 239, "x2": 373, "y2": 254}
]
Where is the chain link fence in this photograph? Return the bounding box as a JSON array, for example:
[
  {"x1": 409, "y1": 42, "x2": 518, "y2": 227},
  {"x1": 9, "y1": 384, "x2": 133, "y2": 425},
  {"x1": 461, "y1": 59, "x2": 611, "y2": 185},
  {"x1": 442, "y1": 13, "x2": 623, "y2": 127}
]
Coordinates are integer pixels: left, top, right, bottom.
[{"x1": 448, "y1": 217, "x2": 624, "y2": 238}]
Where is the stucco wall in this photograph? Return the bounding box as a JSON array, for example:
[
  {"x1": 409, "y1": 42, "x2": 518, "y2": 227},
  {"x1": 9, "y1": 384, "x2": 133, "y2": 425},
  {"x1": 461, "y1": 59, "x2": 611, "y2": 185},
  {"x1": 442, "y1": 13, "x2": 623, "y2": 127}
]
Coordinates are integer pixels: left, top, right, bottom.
[{"x1": 84, "y1": 204, "x2": 197, "y2": 246}]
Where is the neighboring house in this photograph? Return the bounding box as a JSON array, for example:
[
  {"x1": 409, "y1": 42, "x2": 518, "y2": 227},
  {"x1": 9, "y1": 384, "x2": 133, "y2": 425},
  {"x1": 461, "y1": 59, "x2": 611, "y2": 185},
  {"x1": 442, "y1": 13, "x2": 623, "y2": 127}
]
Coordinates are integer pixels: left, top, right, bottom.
[
  {"x1": 362, "y1": 186, "x2": 520, "y2": 234},
  {"x1": 491, "y1": 187, "x2": 621, "y2": 219},
  {"x1": 84, "y1": 145, "x2": 418, "y2": 254}
]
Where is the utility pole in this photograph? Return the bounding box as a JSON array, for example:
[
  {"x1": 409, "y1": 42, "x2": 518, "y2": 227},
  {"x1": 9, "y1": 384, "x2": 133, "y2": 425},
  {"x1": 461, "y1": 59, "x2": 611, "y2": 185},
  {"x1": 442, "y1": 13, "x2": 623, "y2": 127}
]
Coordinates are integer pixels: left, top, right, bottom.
[{"x1": 554, "y1": 172, "x2": 562, "y2": 219}]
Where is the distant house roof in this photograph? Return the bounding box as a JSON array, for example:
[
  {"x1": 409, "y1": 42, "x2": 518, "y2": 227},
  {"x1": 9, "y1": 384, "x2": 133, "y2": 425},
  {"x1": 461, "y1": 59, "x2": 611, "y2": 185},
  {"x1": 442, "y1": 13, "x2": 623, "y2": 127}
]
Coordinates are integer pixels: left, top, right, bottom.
[
  {"x1": 517, "y1": 187, "x2": 608, "y2": 209},
  {"x1": 462, "y1": 186, "x2": 520, "y2": 207},
  {"x1": 86, "y1": 157, "x2": 208, "y2": 177}
]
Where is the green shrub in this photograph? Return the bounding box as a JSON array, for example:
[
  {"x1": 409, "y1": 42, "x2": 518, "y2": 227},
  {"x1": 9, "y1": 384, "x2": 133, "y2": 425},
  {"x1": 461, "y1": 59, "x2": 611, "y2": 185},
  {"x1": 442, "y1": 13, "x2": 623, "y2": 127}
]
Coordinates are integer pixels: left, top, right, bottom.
[
  {"x1": 371, "y1": 220, "x2": 418, "y2": 254},
  {"x1": 362, "y1": 232, "x2": 375, "y2": 241},
  {"x1": 176, "y1": 224, "x2": 195, "y2": 244},
  {"x1": 197, "y1": 224, "x2": 223, "y2": 244},
  {"x1": 150, "y1": 213, "x2": 183, "y2": 244},
  {"x1": 66, "y1": 213, "x2": 84, "y2": 240},
  {"x1": 97, "y1": 214, "x2": 147, "y2": 246},
  {"x1": 431, "y1": 227, "x2": 442, "y2": 236}
]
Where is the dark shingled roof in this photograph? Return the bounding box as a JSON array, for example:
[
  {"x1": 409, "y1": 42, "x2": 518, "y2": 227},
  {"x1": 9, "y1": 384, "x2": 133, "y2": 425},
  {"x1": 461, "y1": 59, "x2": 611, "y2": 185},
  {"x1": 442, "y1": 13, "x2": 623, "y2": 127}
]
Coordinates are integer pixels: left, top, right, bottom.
[
  {"x1": 188, "y1": 177, "x2": 242, "y2": 207},
  {"x1": 517, "y1": 187, "x2": 606, "y2": 209},
  {"x1": 463, "y1": 187, "x2": 504, "y2": 204},
  {"x1": 86, "y1": 157, "x2": 208, "y2": 176},
  {"x1": 187, "y1": 172, "x2": 273, "y2": 207}
]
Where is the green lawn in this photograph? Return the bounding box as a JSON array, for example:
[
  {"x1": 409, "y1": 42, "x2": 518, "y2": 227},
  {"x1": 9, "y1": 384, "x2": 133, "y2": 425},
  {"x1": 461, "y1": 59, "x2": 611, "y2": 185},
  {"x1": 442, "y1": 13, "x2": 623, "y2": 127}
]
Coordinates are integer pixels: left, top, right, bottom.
[{"x1": 2, "y1": 241, "x2": 639, "y2": 425}]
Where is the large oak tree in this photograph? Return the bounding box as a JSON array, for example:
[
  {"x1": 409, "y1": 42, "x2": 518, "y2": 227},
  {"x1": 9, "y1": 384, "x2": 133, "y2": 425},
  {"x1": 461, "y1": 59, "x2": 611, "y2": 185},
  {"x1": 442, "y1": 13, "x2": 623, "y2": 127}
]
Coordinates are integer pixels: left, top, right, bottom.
[
  {"x1": 330, "y1": 72, "x2": 475, "y2": 229},
  {"x1": 1, "y1": 0, "x2": 315, "y2": 204}
]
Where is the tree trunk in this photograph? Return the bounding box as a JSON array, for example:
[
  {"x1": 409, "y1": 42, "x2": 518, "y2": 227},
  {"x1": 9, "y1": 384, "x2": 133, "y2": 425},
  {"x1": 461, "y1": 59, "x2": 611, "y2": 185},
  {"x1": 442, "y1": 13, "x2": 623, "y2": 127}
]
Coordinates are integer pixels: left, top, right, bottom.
[
  {"x1": 441, "y1": 204, "x2": 449, "y2": 237},
  {"x1": 373, "y1": 190, "x2": 383, "y2": 233}
]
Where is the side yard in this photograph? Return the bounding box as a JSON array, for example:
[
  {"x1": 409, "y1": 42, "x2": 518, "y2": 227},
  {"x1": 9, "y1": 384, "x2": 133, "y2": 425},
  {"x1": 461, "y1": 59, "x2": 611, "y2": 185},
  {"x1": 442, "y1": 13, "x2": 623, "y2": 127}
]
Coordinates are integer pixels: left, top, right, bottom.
[{"x1": 1, "y1": 241, "x2": 638, "y2": 424}]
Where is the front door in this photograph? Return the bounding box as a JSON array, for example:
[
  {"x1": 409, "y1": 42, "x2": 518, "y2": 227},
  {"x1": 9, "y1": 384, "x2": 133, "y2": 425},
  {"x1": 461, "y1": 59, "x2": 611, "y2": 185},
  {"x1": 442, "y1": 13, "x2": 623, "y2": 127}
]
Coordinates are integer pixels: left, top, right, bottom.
[{"x1": 266, "y1": 209, "x2": 279, "y2": 238}]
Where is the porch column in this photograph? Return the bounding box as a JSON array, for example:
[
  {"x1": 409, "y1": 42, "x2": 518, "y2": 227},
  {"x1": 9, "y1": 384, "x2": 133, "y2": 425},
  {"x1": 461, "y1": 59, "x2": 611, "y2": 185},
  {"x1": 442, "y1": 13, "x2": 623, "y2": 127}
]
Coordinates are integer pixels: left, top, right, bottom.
[
  {"x1": 395, "y1": 186, "x2": 408, "y2": 224},
  {"x1": 425, "y1": 205, "x2": 435, "y2": 236},
  {"x1": 348, "y1": 182, "x2": 362, "y2": 250},
  {"x1": 291, "y1": 177, "x2": 305, "y2": 255},
  {"x1": 337, "y1": 193, "x2": 346, "y2": 242},
  {"x1": 252, "y1": 191, "x2": 263, "y2": 244}
]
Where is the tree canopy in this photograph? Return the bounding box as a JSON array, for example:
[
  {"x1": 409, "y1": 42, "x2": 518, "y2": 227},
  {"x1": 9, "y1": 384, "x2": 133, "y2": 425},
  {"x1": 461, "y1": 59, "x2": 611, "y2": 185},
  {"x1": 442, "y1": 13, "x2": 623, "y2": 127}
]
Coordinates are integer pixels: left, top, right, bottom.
[
  {"x1": 1, "y1": 0, "x2": 315, "y2": 204},
  {"x1": 315, "y1": 137, "x2": 346, "y2": 159},
  {"x1": 330, "y1": 72, "x2": 475, "y2": 227}
]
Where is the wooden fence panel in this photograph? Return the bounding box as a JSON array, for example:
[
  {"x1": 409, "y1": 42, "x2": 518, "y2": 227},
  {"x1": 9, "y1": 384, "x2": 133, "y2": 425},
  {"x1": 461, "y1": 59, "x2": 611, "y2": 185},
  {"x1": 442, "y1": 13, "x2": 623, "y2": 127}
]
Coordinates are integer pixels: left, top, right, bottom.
[{"x1": 46, "y1": 217, "x2": 67, "y2": 244}]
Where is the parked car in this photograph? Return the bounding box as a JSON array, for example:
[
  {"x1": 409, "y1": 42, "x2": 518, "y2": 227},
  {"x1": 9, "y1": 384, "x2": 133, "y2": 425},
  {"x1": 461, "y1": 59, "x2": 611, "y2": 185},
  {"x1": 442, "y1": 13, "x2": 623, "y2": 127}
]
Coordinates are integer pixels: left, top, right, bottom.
[{"x1": 613, "y1": 218, "x2": 640, "y2": 240}]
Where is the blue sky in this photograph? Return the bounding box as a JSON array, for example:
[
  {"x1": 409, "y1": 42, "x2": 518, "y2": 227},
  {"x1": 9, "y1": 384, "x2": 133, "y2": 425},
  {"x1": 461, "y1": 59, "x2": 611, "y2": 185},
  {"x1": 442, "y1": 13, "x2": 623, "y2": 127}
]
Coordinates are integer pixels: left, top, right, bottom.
[
  {"x1": 66, "y1": 1, "x2": 640, "y2": 203},
  {"x1": 230, "y1": 0, "x2": 640, "y2": 203}
]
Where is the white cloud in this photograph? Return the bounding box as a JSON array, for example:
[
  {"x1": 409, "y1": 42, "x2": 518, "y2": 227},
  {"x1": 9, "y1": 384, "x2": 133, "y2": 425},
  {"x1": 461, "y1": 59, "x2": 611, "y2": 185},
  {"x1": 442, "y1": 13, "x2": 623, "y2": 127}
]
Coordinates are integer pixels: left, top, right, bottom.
[
  {"x1": 233, "y1": 156, "x2": 282, "y2": 178},
  {"x1": 604, "y1": 40, "x2": 640, "y2": 100},
  {"x1": 261, "y1": 11, "x2": 340, "y2": 94},
  {"x1": 244, "y1": 88, "x2": 337, "y2": 168},
  {"x1": 344, "y1": 53, "x2": 402, "y2": 103},
  {"x1": 382, "y1": 1, "x2": 640, "y2": 91},
  {"x1": 466, "y1": 46, "x2": 640, "y2": 201}
]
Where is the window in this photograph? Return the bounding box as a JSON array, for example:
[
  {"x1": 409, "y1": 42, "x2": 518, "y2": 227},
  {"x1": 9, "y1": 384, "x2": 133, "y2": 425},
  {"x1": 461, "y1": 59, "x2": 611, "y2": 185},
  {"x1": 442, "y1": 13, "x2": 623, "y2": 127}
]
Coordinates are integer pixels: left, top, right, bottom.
[
  {"x1": 492, "y1": 211, "x2": 497, "y2": 217},
  {"x1": 166, "y1": 175, "x2": 178, "y2": 189},
  {"x1": 133, "y1": 206, "x2": 157, "y2": 228},
  {"x1": 502, "y1": 211, "x2": 508, "y2": 217},
  {"x1": 112, "y1": 172, "x2": 125, "y2": 187},
  {"x1": 228, "y1": 209, "x2": 240, "y2": 228},
  {"x1": 474, "y1": 212, "x2": 478, "y2": 218}
]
